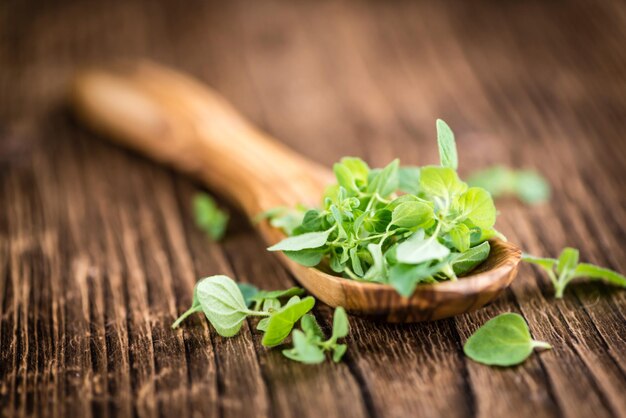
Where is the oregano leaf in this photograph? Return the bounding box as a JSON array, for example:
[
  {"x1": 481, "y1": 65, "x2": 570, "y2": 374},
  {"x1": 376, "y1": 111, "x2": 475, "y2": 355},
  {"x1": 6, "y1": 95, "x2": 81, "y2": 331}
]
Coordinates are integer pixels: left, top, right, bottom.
[{"x1": 464, "y1": 313, "x2": 551, "y2": 366}]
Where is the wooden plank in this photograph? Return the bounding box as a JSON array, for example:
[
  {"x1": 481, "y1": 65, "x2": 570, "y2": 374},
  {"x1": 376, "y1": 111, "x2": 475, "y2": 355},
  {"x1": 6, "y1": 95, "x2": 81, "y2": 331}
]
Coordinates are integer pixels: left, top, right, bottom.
[{"x1": 1, "y1": 1, "x2": 626, "y2": 417}]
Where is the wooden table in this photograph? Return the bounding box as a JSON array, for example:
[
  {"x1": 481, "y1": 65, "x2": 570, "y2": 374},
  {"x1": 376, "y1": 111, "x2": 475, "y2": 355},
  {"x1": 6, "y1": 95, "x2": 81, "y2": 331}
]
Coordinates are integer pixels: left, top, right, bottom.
[{"x1": 2, "y1": 1, "x2": 626, "y2": 417}]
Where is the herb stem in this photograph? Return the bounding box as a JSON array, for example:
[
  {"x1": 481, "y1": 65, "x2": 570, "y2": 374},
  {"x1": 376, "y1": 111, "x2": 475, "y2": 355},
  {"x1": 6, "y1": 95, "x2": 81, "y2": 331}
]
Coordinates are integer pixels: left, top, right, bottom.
[
  {"x1": 531, "y1": 340, "x2": 552, "y2": 350},
  {"x1": 245, "y1": 310, "x2": 272, "y2": 317},
  {"x1": 171, "y1": 305, "x2": 202, "y2": 329}
]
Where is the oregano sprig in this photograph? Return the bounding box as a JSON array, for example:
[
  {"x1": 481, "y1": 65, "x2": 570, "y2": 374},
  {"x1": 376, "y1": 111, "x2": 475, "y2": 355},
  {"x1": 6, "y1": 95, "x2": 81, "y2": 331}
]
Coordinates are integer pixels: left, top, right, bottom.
[
  {"x1": 173, "y1": 275, "x2": 350, "y2": 364},
  {"x1": 282, "y1": 308, "x2": 350, "y2": 364},
  {"x1": 265, "y1": 119, "x2": 500, "y2": 297},
  {"x1": 523, "y1": 248, "x2": 626, "y2": 298}
]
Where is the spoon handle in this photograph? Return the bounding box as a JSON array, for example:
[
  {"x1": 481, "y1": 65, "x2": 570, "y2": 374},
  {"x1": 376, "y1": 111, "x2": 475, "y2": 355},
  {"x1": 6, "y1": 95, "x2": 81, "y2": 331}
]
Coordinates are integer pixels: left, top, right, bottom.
[{"x1": 71, "y1": 61, "x2": 331, "y2": 217}]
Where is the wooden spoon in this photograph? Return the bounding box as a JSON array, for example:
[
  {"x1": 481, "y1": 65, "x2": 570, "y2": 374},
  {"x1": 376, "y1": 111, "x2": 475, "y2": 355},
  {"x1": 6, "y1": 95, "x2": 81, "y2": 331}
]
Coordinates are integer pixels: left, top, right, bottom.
[{"x1": 70, "y1": 61, "x2": 521, "y2": 322}]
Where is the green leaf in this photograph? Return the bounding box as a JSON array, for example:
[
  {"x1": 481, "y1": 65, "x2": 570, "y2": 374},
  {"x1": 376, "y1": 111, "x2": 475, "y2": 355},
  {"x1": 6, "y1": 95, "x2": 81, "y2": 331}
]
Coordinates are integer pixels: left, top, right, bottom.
[
  {"x1": 195, "y1": 275, "x2": 251, "y2": 337},
  {"x1": 388, "y1": 262, "x2": 442, "y2": 297},
  {"x1": 262, "y1": 298, "x2": 281, "y2": 312},
  {"x1": 463, "y1": 313, "x2": 551, "y2": 367},
  {"x1": 436, "y1": 119, "x2": 458, "y2": 170},
  {"x1": 454, "y1": 187, "x2": 496, "y2": 229},
  {"x1": 301, "y1": 314, "x2": 324, "y2": 340},
  {"x1": 282, "y1": 330, "x2": 326, "y2": 364},
  {"x1": 467, "y1": 166, "x2": 511, "y2": 196},
  {"x1": 257, "y1": 317, "x2": 270, "y2": 331},
  {"x1": 398, "y1": 166, "x2": 421, "y2": 194},
  {"x1": 419, "y1": 166, "x2": 467, "y2": 208},
  {"x1": 299, "y1": 210, "x2": 325, "y2": 232},
  {"x1": 449, "y1": 224, "x2": 471, "y2": 253},
  {"x1": 396, "y1": 229, "x2": 450, "y2": 265},
  {"x1": 467, "y1": 166, "x2": 550, "y2": 205},
  {"x1": 237, "y1": 283, "x2": 260, "y2": 307},
  {"x1": 249, "y1": 287, "x2": 305, "y2": 305},
  {"x1": 262, "y1": 296, "x2": 316, "y2": 347},
  {"x1": 362, "y1": 243, "x2": 387, "y2": 282},
  {"x1": 268, "y1": 228, "x2": 334, "y2": 251},
  {"x1": 572, "y1": 263, "x2": 626, "y2": 287},
  {"x1": 263, "y1": 207, "x2": 307, "y2": 235},
  {"x1": 451, "y1": 241, "x2": 491, "y2": 276},
  {"x1": 367, "y1": 159, "x2": 399, "y2": 197},
  {"x1": 391, "y1": 201, "x2": 435, "y2": 229},
  {"x1": 514, "y1": 171, "x2": 551, "y2": 204},
  {"x1": 331, "y1": 307, "x2": 349, "y2": 340},
  {"x1": 521, "y1": 254, "x2": 557, "y2": 271},
  {"x1": 349, "y1": 247, "x2": 364, "y2": 276},
  {"x1": 556, "y1": 247, "x2": 579, "y2": 277},
  {"x1": 284, "y1": 249, "x2": 325, "y2": 267},
  {"x1": 193, "y1": 193, "x2": 229, "y2": 241},
  {"x1": 332, "y1": 344, "x2": 348, "y2": 362},
  {"x1": 333, "y1": 157, "x2": 370, "y2": 193}
]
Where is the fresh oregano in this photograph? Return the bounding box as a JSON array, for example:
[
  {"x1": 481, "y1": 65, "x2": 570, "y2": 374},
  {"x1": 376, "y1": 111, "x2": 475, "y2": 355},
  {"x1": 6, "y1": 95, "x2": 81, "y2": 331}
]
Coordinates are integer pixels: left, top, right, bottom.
[
  {"x1": 282, "y1": 308, "x2": 350, "y2": 364},
  {"x1": 265, "y1": 119, "x2": 499, "y2": 297},
  {"x1": 464, "y1": 313, "x2": 551, "y2": 366},
  {"x1": 173, "y1": 275, "x2": 350, "y2": 364},
  {"x1": 523, "y1": 247, "x2": 626, "y2": 298},
  {"x1": 467, "y1": 166, "x2": 550, "y2": 205},
  {"x1": 193, "y1": 193, "x2": 229, "y2": 241}
]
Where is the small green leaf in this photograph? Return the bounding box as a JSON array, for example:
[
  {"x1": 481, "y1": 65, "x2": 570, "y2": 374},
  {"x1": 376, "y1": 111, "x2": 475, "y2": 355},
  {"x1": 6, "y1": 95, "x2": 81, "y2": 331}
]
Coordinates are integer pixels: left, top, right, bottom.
[
  {"x1": 556, "y1": 247, "x2": 579, "y2": 277},
  {"x1": 436, "y1": 119, "x2": 458, "y2": 170},
  {"x1": 262, "y1": 298, "x2": 281, "y2": 312},
  {"x1": 419, "y1": 166, "x2": 467, "y2": 208},
  {"x1": 451, "y1": 241, "x2": 491, "y2": 276},
  {"x1": 282, "y1": 330, "x2": 326, "y2": 364},
  {"x1": 521, "y1": 254, "x2": 557, "y2": 271},
  {"x1": 332, "y1": 344, "x2": 348, "y2": 362},
  {"x1": 301, "y1": 314, "x2": 324, "y2": 339},
  {"x1": 331, "y1": 307, "x2": 349, "y2": 340},
  {"x1": 257, "y1": 317, "x2": 270, "y2": 331},
  {"x1": 268, "y1": 228, "x2": 334, "y2": 251},
  {"x1": 572, "y1": 263, "x2": 626, "y2": 288},
  {"x1": 362, "y1": 243, "x2": 387, "y2": 282},
  {"x1": 367, "y1": 159, "x2": 399, "y2": 197},
  {"x1": 388, "y1": 262, "x2": 442, "y2": 297},
  {"x1": 195, "y1": 275, "x2": 251, "y2": 337},
  {"x1": 398, "y1": 166, "x2": 421, "y2": 194},
  {"x1": 349, "y1": 247, "x2": 364, "y2": 276},
  {"x1": 193, "y1": 193, "x2": 229, "y2": 241},
  {"x1": 284, "y1": 249, "x2": 325, "y2": 267},
  {"x1": 262, "y1": 296, "x2": 316, "y2": 347},
  {"x1": 299, "y1": 210, "x2": 325, "y2": 232},
  {"x1": 249, "y1": 287, "x2": 305, "y2": 305},
  {"x1": 333, "y1": 157, "x2": 370, "y2": 194},
  {"x1": 514, "y1": 171, "x2": 551, "y2": 204},
  {"x1": 467, "y1": 166, "x2": 550, "y2": 205},
  {"x1": 454, "y1": 187, "x2": 496, "y2": 229},
  {"x1": 449, "y1": 224, "x2": 471, "y2": 253},
  {"x1": 391, "y1": 201, "x2": 435, "y2": 229},
  {"x1": 396, "y1": 230, "x2": 450, "y2": 265},
  {"x1": 463, "y1": 313, "x2": 551, "y2": 367}
]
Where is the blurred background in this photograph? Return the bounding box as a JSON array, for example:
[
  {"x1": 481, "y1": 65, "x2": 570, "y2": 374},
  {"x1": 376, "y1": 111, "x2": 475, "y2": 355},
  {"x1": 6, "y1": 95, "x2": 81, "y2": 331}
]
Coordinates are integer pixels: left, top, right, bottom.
[{"x1": 1, "y1": 1, "x2": 626, "y2": 418}]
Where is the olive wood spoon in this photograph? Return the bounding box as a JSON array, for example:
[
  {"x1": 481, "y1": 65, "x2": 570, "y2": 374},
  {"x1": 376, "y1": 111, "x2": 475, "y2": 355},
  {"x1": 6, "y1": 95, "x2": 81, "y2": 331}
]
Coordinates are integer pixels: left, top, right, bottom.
[{"x1": 70, "y1": 61, "x2": 521, "y2": 322}]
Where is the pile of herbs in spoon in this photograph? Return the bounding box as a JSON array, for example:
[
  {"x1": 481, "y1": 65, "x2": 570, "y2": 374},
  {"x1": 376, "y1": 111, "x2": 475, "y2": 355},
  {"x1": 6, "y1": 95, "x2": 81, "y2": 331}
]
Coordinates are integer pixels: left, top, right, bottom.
[{"x1": 265, "y1": 119, "x2": 501, "y2": 296}]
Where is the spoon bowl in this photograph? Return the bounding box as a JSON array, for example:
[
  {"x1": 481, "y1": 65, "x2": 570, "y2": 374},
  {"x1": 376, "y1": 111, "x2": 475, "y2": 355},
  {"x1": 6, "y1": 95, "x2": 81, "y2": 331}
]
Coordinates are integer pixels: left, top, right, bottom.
[{"x1": 71, "y1": 61, "x2": 522, "y2": 322}]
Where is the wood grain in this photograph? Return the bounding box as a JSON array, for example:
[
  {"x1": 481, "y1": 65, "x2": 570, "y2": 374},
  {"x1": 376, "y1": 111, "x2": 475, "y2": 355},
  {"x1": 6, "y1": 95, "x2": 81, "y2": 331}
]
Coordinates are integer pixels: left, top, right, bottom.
[{"x1": 1, "y1": 0, "x2": 626, "y2": 417}]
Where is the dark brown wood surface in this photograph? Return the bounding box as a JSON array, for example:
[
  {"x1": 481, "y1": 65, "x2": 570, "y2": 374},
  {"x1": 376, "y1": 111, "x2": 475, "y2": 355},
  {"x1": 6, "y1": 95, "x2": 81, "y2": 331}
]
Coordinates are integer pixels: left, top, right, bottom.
[{"x1": 1, "y1": 1, "x2": 626, "y2": 417}]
